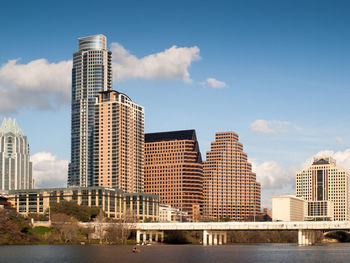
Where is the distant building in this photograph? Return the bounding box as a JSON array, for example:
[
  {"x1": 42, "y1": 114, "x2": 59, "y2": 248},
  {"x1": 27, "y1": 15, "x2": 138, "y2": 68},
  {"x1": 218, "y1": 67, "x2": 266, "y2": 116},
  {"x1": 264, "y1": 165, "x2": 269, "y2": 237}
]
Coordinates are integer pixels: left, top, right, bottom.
[
  {"x1": 0, "y1": 118, "x2": 33, "y2": 191},
  {"x1": 159, "y1": 204, "x2": 190, "y2": 222},
  {"x1": 8, "y1": 187, "x2": 159, "y2": 222},
  {"x1": 296, "y1": 156, "x2": 349, "y2": 221},
  {"x1": 203, "y1": 131, "x2": 261, "y2": 221},
  {"x1": 272, "y1": 195, "x2": 305, "y2": 221},
  {"x1": 68, "y1": 34, "x2": 112, "y2": 187},
  {"x1": 94, "y1": 90, "x2": 144, "y2": 193},
  {"x1": 144, "y1": 130, "x2": 203, "y2": 221}
]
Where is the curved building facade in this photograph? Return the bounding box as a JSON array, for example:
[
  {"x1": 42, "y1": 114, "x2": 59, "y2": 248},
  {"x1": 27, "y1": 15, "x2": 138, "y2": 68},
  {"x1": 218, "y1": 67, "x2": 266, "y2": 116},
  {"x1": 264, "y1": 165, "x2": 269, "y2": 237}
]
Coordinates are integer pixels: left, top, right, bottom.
[{"x1": 68, "y1": 34, "x2": 112, "y2": 187}]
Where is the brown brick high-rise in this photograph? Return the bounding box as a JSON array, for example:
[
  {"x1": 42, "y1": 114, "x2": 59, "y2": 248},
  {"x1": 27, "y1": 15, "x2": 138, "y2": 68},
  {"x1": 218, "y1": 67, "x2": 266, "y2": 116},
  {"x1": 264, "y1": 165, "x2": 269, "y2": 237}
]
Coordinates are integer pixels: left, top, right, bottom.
[
  {"x1": 144, "y1": 130, "x2": 203, "y2": 221},
  {"x1": 203, "y1": 132, "x2": 261, "y2": 221}
]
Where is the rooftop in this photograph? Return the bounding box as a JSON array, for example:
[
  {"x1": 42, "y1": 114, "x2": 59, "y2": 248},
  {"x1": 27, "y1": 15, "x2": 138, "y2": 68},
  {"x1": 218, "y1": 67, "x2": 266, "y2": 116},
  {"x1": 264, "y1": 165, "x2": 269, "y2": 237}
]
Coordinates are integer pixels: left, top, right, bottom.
[{"x1": 145, "y1": 129, "x2": 198, "y2": 143}]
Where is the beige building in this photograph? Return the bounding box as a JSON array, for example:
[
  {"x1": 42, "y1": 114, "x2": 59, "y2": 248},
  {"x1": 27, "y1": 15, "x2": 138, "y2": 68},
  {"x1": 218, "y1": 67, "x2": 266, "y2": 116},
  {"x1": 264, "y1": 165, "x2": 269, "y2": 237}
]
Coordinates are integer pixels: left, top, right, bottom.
[
  {"x1": 272, "y1": 195, "x2": 305, "y2": 221},
  {"x1": 203, "y1": 132, "x2": 261, "y2": 221},
  {"x1": 296, "y1": 156, "x2": 349, "y2": 221},
  {"x1": 8, "y1": 187, "x2": 158, "y2": 222},
  {"x1": 159, "y1": 204, "x2": 190, "y2": 222},
  {"x1": 144, "y1": 130, "x2": 203, "y2": 222},
  {"x1": 94, "y1": 90, "x2": 144, "y2": 193}
]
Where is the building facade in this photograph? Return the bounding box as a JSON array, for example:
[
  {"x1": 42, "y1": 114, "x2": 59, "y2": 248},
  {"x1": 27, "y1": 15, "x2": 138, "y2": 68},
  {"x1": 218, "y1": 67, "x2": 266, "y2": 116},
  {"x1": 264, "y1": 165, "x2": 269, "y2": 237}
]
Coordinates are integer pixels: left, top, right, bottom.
[
  {"x1": 272, "y1": 195, "x2": 305, "y2": 221},
  {"x1": 144, "y1": 130, "x2": 203, "y2": 221},
  {"x1": 159, "y1": 204, "x2": 190, "y2": 222},
  {"x1": 68, "y1": 35, "x2": 112, "y2": 187},
  {"x1": 296, "y1": 156, "x2": 349, "y2": 221},
  {"x1": 8, "y1": 187, "x2": 158, "y2": 222},
  {"x1": 0, "y1": 118, "x2": 33, "y2": 191},
  {"x1": 94, "y1": 90, "x2": 144, "y2": 193},
  {"x1": 203, "y1": 132, "x2": 261, "y2": 221}
]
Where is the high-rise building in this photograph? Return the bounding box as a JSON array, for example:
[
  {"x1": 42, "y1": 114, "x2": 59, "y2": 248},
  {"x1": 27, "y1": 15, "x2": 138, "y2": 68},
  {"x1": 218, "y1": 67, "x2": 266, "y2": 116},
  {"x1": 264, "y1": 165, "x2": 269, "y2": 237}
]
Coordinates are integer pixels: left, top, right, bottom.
[
  {"x1": 296, "y1": 156, "x2": 349, "y2": 221},
  {"x1": 0, "y1": 118, "x2": 33, "y2": 191},
  {"x1": 144, "y1": 130, "x2": 203, "y2": 221},
  {"x1": 203, "y1": 132, "x2": 261, "y2": 221},
  {"x1": 68, "y1": 34, "x2": 112, "y2": 187},
  {"x1": 94, "y1": 90, "x2": 144, "y2": 193}
]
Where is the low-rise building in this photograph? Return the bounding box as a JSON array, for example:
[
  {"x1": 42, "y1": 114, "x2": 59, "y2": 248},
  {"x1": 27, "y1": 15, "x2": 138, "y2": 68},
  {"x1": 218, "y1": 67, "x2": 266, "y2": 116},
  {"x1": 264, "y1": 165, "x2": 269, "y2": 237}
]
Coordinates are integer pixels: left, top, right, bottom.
[
  {"x1": 159, "y1": 204, "x2": 190, "y2": 222},
  {"x1": 8, "y1": 187, "x2": 159, "y2": 222},
  {"x1": 272, "y1": 195, "x2": 305, "y2": 221}
]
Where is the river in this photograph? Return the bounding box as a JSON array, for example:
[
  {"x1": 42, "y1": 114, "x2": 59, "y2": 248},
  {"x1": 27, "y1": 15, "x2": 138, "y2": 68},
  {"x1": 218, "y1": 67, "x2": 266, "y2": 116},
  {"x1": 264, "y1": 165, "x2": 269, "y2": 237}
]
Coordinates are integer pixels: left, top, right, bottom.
[{"x1": 1, "y1": 243, "x2": 350, "y2": 263}]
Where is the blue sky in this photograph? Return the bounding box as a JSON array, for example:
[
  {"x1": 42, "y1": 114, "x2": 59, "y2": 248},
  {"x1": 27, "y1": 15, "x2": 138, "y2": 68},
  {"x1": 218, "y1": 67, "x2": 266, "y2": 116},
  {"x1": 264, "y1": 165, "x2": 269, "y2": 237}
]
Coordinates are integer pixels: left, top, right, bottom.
[{"x1": 1, "y1": 0, "x2": 350, "y2": 207}]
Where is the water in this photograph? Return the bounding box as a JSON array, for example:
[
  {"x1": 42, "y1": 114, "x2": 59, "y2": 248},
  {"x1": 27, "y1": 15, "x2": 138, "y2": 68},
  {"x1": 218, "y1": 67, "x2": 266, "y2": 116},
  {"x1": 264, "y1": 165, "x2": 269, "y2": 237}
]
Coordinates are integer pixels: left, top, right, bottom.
[{"x1": 1, "y1": 244, "x2": 350, "y2": 263}]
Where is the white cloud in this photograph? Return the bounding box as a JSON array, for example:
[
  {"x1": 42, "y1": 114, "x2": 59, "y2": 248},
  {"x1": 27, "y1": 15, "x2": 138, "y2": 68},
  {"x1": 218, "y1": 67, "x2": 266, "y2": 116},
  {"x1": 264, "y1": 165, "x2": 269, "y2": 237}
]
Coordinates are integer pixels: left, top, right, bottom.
[
  {"x1": 111, "y1": 43, "x2": 200, "y2": 82},
  {"x1": 250, "y1": 119, "x2": 292, "y2": 134},
  {"x1": 252, "y1": 148, "x2": 350, "y2": 208},
  {"x1": 0, "y1": 59, "x2": 72, "y2": 112},
  {"x1": 200, "y1": 77, "x2": 227, "y2": 88},
  {"x1": 250, "y1": 158, "x2": 297, "y2": 190},
  {"x1": 31, "y1": 152, "x2": 68, "y2": 188},
  {"x1": 0, "y1": 43, "x2": 200, "y2": 112}
]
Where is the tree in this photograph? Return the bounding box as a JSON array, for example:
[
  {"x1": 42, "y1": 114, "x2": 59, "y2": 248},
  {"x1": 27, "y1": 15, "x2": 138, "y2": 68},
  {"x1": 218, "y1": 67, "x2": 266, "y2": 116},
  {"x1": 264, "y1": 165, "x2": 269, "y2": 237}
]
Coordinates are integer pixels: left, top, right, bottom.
[
  {"x1": 51, "y1": 213, "x2": 80, "y2": 243},
  {"x1": 50, "y1": 201, "x2": 101, "y2": 222}
]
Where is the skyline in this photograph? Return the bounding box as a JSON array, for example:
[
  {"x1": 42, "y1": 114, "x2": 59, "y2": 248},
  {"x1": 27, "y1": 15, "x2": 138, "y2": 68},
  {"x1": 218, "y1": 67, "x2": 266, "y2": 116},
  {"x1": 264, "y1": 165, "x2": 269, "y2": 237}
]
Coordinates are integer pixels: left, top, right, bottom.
[{"x1": 1, "y1": 0, "x2": 350, "y2": 207}]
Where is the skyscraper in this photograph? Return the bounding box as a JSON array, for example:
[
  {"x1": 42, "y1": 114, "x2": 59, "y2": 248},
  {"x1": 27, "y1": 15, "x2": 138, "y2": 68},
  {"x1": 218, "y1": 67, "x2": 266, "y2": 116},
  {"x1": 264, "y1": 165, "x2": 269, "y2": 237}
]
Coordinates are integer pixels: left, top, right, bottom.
[
  {"x1": 68, "y1": 35, "x2": 112, "y2": 187},
  {"x1": 296, "y1": 156, "x2": 349, "y2": 221},
  {"x1": 94, "y1": 90, "x2": 144, "y2": 193},
  {"x1": 203, "y1": 132, "x2": 261, "y2": 221},
  {"x1": 144, "y1": 130, "x2": 203, "y2": 221},
  {"x1": 0, "y1": 118, "x2": 33, "y2": 191}
]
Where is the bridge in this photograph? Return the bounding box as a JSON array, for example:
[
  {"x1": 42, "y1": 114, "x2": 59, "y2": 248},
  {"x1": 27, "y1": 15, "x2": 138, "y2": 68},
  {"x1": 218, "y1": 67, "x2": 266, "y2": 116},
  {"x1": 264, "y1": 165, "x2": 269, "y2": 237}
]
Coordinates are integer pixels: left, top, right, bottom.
[{"x1": 79, "y1": 221, "x2": 350, "y2": 246}]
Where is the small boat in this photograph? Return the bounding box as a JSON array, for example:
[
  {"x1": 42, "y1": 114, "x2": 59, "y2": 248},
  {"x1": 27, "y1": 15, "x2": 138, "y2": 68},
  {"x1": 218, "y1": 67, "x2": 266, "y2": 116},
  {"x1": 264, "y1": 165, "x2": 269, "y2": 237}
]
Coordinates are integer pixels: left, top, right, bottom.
[{"x1": 132, "y1": 247, "x2": 141, "y2": 253}]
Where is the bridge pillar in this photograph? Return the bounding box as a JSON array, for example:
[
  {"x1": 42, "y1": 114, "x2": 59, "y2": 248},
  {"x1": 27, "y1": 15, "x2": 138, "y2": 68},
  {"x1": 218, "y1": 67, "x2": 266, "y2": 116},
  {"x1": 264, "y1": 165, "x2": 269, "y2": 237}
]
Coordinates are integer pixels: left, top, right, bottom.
[
  {"x1": 203, "y1": 230, "x2": 208, "y2": 245},
  {"x1": 298, "y1": 230, "x2": 315, "y2": 246},
  {"x1": 136, "y1": 230, "x2": 141, "y2": 244},
  {"x1": 218, "y1": 233, "x2": 222, "y2": 245},
  {"x1": 213, "y1": 233, "x2": 218, "y2": 245},
  {"x1": 203, "y1": 231, "x2": 227, "y2": 246}
]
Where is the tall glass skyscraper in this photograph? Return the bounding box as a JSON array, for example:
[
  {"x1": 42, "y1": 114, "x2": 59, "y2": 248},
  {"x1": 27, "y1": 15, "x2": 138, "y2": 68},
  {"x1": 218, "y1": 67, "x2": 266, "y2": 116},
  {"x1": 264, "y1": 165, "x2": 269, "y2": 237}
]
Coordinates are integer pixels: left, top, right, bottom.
[
  {"x1": 68, "y1": 35, "x2": 112, "y2": 187},
  {"x1": 0, "y1": 118, "x2": 33, "y2": 191}
]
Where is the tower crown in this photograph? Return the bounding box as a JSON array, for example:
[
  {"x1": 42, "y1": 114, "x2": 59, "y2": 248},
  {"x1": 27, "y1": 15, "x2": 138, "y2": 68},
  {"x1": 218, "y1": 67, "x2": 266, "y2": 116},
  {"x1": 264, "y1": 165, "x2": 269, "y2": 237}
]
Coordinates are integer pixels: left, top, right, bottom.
[
  {"x1": 0, "y1": 118, "x2": 24, "y2": 136},
  {"x1": 78, "y1": 34, "x2": 107, "y2": 51}
]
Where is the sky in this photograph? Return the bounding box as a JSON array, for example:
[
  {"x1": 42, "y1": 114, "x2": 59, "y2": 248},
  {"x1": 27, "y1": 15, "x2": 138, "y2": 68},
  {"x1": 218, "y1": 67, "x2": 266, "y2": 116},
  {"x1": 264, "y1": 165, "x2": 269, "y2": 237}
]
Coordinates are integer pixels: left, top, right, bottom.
[{"x1": 0, "y1": 0, "x2": 350, "y2": 208}]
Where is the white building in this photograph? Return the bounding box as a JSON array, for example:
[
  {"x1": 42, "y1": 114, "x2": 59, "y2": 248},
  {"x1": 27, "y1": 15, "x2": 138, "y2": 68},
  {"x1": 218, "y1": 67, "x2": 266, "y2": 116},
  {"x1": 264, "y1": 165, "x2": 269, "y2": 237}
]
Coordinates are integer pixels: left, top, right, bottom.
[
  {"x1": 272, "y1": 195, "x2": 305, "y2": 221},
  {"x1": 0, "y1": 118, "x2": 33, "y2": 191},
  {"x1": 296, "y1": 156, "x2": 349, "y2": 221},
  {"x1": 159, "y1": 204, "x2": 189, "y2": 222}
]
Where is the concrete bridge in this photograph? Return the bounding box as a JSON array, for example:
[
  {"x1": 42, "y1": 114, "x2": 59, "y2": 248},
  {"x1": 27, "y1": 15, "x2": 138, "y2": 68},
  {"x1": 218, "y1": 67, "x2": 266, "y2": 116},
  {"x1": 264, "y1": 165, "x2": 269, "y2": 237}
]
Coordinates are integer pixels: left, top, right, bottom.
[{"x1": 81, "y1": 221, "x2": 350, "y2": 246}]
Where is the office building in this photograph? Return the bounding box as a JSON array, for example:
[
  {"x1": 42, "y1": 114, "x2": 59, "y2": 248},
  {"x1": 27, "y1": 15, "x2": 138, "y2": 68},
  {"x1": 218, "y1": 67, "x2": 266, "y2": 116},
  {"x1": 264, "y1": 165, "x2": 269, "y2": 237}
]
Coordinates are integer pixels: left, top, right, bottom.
[
  {"x1": 203, "y1": 131, "x2": 261, "y2": 221},
  {"x1": 144, "y1": 130, "x2": 203, "y2": 221},
  {"x1": 68, "y1": 35, "x2": 112, "y2": 187},
  {"x1": 0, "y1": 118, "x2": 33, "y2": 191},
  {"x1": 94, "y1": 90, "x2": 144, "y2": 193},
  {"x1": 272, "y1": 195, "x2": 305, "y2": 221},
  {"x1": 9, "y1": 187, "x2": 159, "y2": 221},
  {"x1": 296, "y1": 156, "x2": 349, "y2": 221}
]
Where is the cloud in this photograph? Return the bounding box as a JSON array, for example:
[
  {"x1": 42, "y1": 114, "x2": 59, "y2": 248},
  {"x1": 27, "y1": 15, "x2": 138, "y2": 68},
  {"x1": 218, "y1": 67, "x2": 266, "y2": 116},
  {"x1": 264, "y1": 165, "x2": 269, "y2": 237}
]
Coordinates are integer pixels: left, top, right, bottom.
[
  {"x1": 252, "y1": 148, "x2": 350, "y2": 208},
  {"x1": 0, "y1": 42, "x2": 201, "y2": 112},
  {"x1": 31, "y1": 152, "x2": 68, "y2": 188},
  {"x1": 200, "y1": 78, "x2": 227, "y2": 88},
  {"x1": 250, "y1": 120, "x2": 293, "y2": 134},
  {"x1": 250, "y1": 159, "x2": 297, "y2": 190},
  {"x1": 0, "y1": 59, "x2": 72, "y2": 113},
  {"x1": 111, "y1": 43, "x2": 200, "y2": 82}
]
